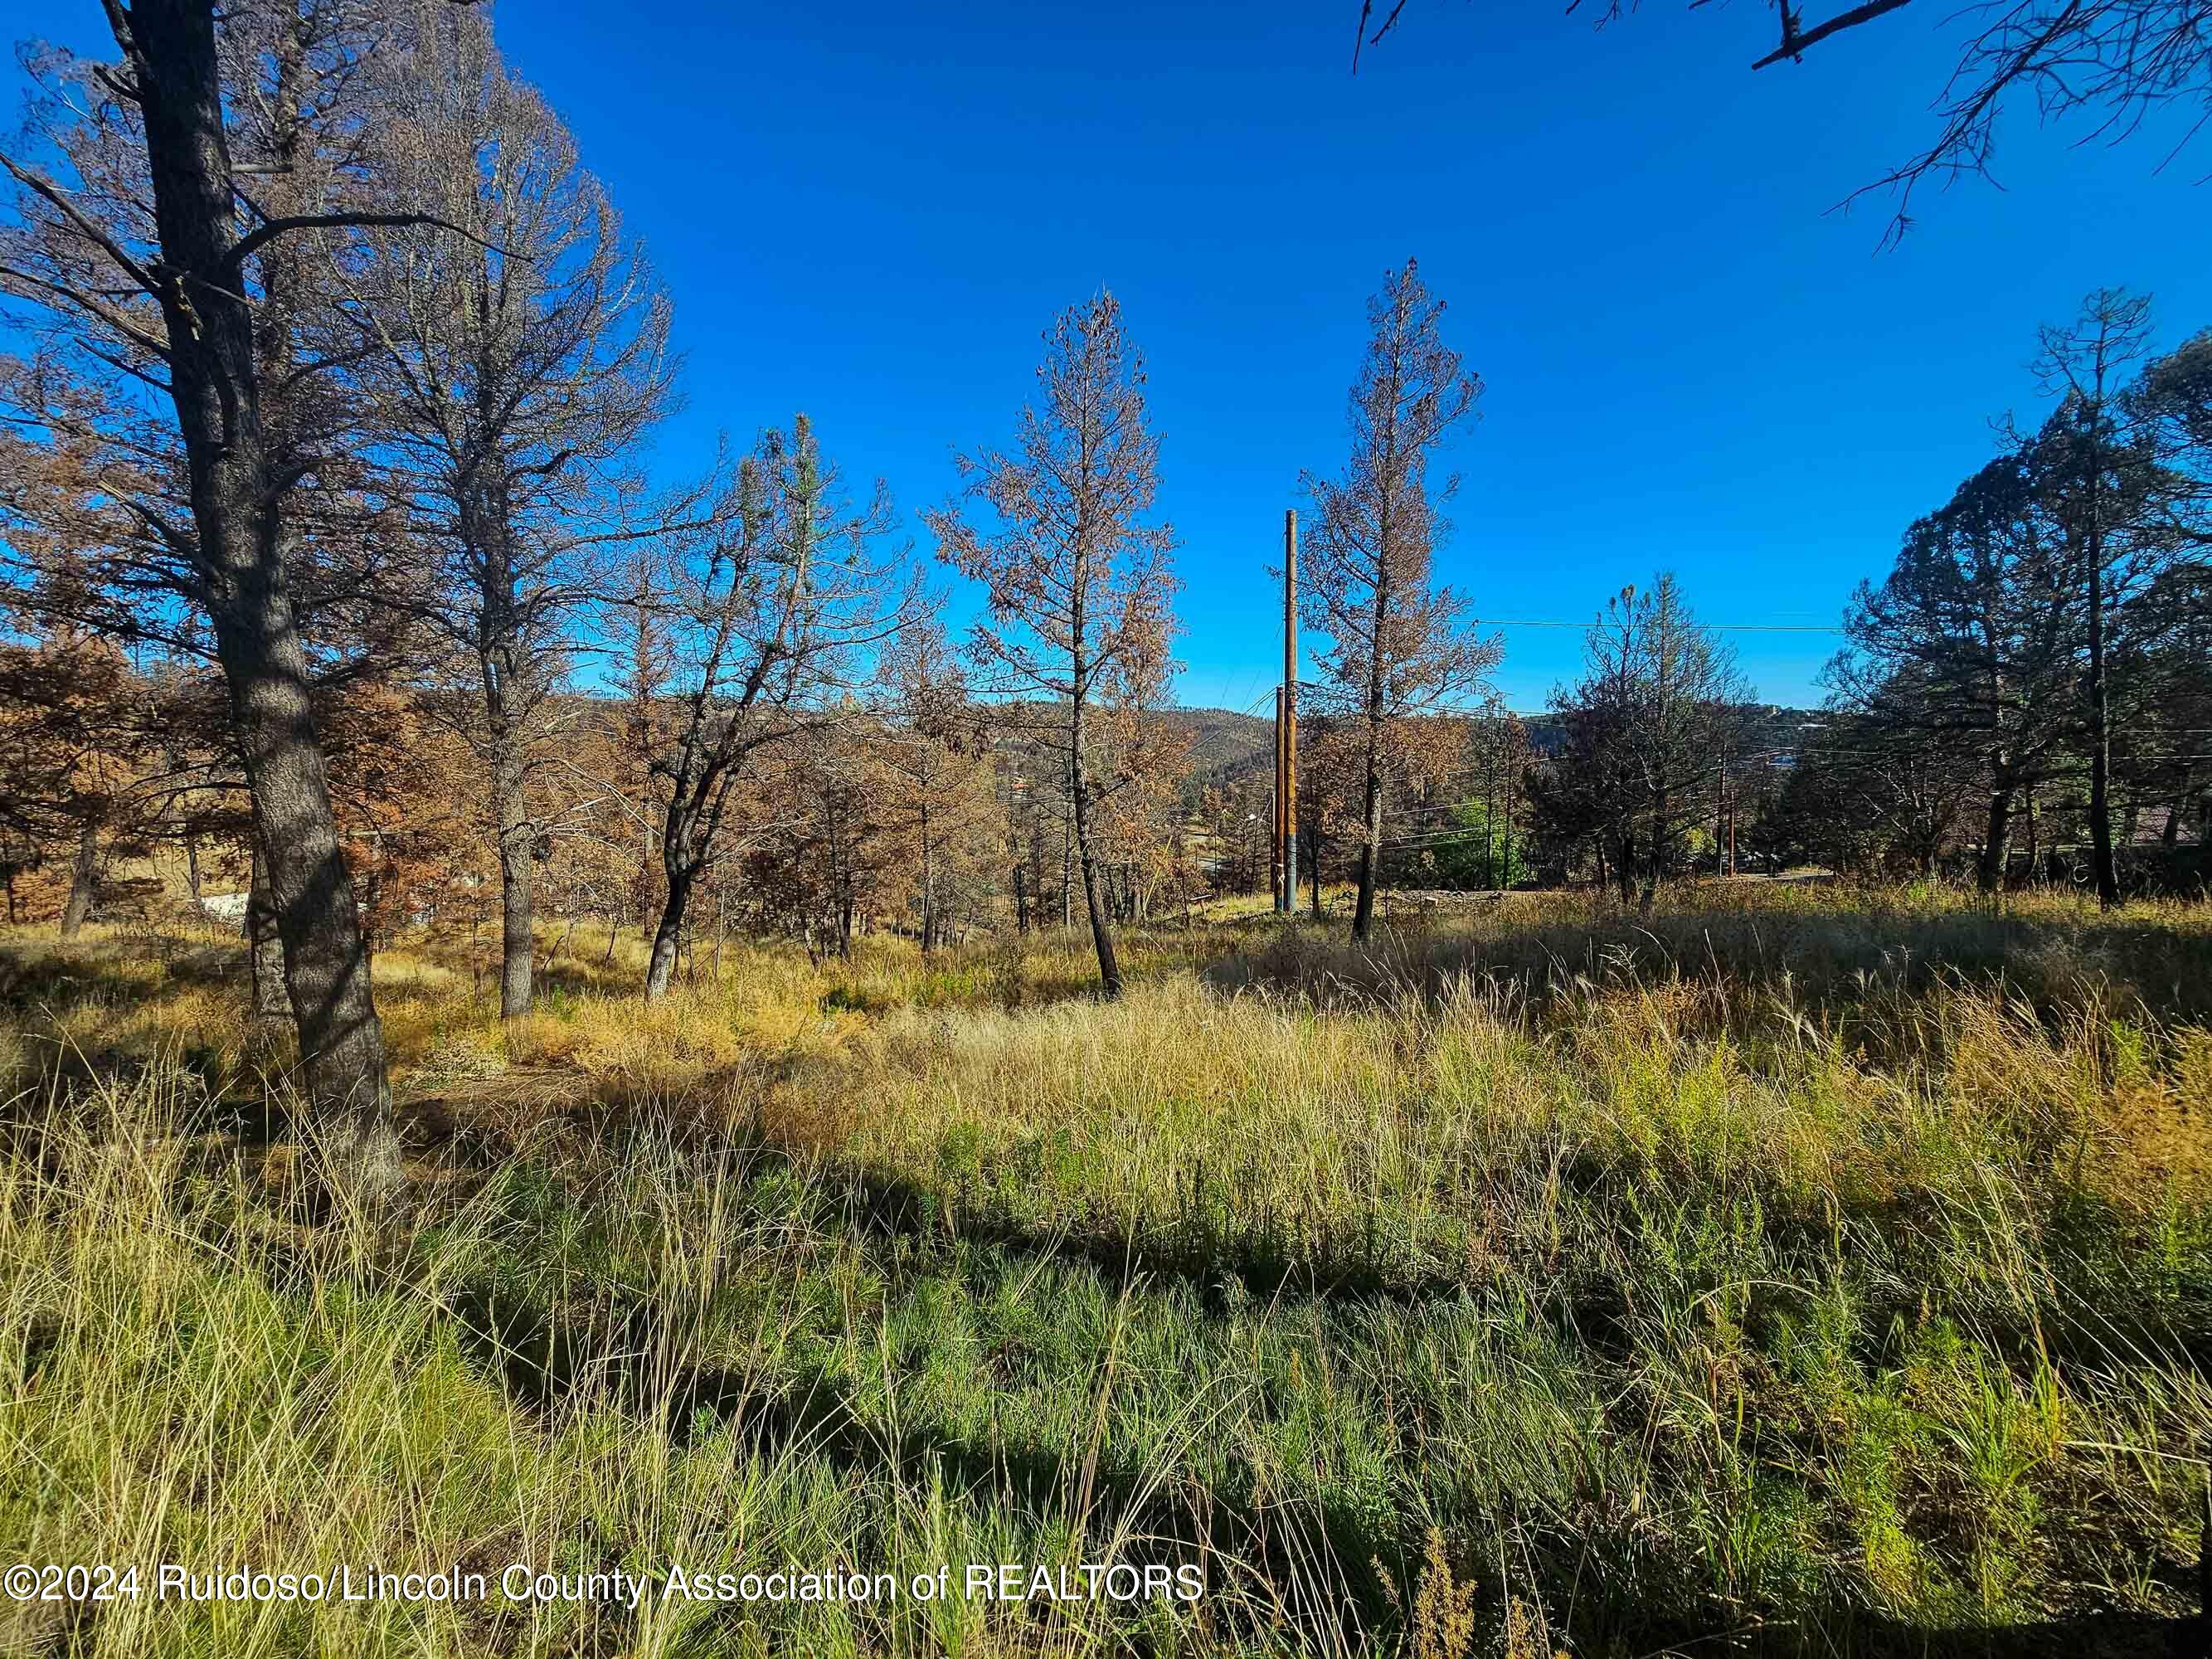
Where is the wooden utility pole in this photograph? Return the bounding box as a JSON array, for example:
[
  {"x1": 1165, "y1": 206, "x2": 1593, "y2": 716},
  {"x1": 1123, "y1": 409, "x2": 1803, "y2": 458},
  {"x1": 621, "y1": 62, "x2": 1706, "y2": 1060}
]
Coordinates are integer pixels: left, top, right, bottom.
[
  {"x1": 1717, "y1": 759, "x2": 1728, "y2": 877},
  {"x1": 1281, "y1": 508, "x2": 1298, "y2": 915},
  {"x1": 1271, "y1": 686, "x2": 1285, "y2": 907},
  {"x1": 1716, "y1": 765, "x2": 1733, "y2": 884}
]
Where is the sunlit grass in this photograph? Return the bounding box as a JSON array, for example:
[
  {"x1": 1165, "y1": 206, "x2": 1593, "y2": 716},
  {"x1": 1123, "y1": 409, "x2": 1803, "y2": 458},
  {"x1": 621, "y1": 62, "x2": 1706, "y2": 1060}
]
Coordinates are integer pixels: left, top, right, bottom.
[{"x1": 2, "y1": 883, "x2": 2209, "y2": 1654}]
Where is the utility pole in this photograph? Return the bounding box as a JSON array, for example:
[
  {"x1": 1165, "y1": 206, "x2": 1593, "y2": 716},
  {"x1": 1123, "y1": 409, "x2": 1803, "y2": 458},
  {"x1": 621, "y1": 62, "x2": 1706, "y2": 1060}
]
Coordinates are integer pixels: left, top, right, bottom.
[
  {"x1": 1505, "y1": 757, "x2": 1516, "y2": 888},
  {"x1": 1717, "y1": 759, "x2": 1727, "y2": 878},
  {"x1": 1281, "y1": 508, "x2": 1298, "y2": 916},
  {"x1": 1271, "y1": 687, "x2": 1285, "y2": 908},
  {"x1": 1713, "y1": 754, "x2": 1742, "y2": 878}
]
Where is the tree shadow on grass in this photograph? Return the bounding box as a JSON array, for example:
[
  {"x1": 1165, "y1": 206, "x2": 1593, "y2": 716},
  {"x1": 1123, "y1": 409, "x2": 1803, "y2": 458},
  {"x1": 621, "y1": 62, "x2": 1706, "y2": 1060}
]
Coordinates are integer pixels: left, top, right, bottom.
[
  {"x1": 1811, "y1": 1603, "x2": 2207, "y2": 1658},
  {"x1": 1203, "y1": 903, "x2": 2212, "y2": 1032},
  {"x1": 436, "y1": 1258, "x2": 2211, "y2": 1659}
]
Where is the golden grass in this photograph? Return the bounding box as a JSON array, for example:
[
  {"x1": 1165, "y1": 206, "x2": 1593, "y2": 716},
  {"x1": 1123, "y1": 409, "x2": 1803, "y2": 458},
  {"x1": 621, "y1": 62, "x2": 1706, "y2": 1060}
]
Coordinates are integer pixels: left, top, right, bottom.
[{"x1": 2, "y1": 883, "x2": 2210, "y2": 1655}]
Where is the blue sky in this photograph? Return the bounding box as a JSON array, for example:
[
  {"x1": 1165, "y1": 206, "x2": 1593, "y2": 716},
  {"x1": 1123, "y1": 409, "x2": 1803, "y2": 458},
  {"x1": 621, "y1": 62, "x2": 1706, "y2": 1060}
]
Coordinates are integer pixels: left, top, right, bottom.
[{"x1": 15, "y1": 0, "x2": 2212, "y2": 710}]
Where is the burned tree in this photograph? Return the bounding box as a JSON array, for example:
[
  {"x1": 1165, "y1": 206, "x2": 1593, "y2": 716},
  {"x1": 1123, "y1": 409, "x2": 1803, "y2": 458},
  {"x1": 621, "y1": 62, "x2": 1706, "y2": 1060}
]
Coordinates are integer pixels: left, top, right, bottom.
[
  {"x1": 340, "y1": 2, "x2": 674, "y2": 1019},
  {"x1": 638, "y1": 417, "x2": 917, "y2": 1001},
  {"x1": 924, "y1": 292, "x2": 1179, "y2": 997},
  {"x1": 879, "y1": 618, "x2": 1004, "y2": 955},
  {"x1": 1300, "y1": 259, "x2": 1499, "y2": 943}
]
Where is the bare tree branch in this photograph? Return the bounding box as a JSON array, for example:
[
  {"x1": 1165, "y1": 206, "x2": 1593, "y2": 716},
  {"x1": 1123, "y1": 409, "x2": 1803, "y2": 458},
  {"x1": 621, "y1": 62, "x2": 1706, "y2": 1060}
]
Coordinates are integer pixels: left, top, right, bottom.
[{"x1": 1751, "y1": 0, "x2": 1917, "y2": 69}]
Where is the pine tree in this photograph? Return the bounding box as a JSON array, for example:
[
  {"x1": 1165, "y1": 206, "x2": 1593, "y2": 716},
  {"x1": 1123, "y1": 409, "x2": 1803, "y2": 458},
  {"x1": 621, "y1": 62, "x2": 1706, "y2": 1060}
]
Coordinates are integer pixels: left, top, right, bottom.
[
  {"x1": 1299, "y1": 260, "x2": 1500, "y2": 941},
  {"x1": 924, "y1": 293, "x2": 1179, "y2": 997}
]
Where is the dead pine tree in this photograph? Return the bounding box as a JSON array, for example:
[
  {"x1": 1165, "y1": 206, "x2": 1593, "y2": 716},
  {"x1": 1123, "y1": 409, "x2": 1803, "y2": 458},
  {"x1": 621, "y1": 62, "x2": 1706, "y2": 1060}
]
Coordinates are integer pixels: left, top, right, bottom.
[
  {"x1": 924, "y1": 291, "x2": 1179, "y2": 998},
  {"x1": 1300, "y1": 259, "x2": 1499, "y2": 943},
  {"x1": 340, "y1": 4, "x2": 675, "y2": 1019},
  {"x1": 639, "y1": 419, "x2": 919, "y2": 1001},
  {"x1": 880, "y1": 617, "x2": 1004, "y2": 956}
]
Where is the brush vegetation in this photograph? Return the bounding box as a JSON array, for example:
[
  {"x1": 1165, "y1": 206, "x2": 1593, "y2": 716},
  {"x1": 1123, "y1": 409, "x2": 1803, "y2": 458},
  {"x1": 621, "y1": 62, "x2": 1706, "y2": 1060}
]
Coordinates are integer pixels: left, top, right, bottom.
[{"x1": 2, "y1": 885, "x2": 2210, "y2": 1657}]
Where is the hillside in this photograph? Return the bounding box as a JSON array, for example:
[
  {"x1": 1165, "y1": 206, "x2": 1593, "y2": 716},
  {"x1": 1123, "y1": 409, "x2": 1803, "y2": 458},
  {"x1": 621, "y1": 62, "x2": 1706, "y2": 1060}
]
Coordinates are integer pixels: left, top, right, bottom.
[
  {"x1": 1167, "y1": 702, "x2": 1823, "y2": 786},
  {"x1": 1159, "y1": 706, "x2": 1275, "y2": 789}
]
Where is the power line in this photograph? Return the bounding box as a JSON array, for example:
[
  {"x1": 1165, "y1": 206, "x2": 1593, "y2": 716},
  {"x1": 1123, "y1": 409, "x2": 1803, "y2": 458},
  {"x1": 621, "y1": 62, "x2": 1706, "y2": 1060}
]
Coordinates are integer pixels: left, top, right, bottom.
[{"x1": 1234, "y1": 683, "x2": 1280, "y2": 719}]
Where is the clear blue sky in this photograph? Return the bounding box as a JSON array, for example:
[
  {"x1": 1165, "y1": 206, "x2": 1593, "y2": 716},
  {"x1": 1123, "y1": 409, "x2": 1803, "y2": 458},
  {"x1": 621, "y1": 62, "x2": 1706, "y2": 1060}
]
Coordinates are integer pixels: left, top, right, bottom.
[{"x1": 16, "y1": 0, "x2": 2212, "y2": 710}]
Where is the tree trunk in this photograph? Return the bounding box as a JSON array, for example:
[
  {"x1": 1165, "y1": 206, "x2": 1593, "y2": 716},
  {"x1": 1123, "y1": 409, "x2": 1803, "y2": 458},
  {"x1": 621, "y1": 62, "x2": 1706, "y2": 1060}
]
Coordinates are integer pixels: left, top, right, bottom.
[
  {"x1": 492, "y1": 732, "x2": 534, "y2": 1019},
  {"x1": 2073, "y1": 387, "x2": 2121, "y2": 907},
  {"x1": 1503, "y1": 761, "x2": 1516, "y2": 888},
  {"x1": 247, "y1": 844, "x2": 289, "y2": 1022},
  {"x1": 644, "y1": 864, "x2": 693, "y2": 1000},
  {"x1": 58, "y1": 819, "x2": 100, "y2": 939},
  {"x1": 1351, "y1": 567, "x2": 1392, "y2": 943},
  {"x1": 1977, "y1": 781, "x2": 2015, "y2": 894},
  {"x1": 129, "y1": 0, "x2": 395, "y2": 1199},
  {"x1": 919, "y1": 795, "x2": 937, "y2": 955},
  {"x1": 1060, "y1": 807, "x2": 1073, "y2": 930},
  {"x1": 2085, "y1": 532, "x2": 2120, "y2": 906},
  {"x1": 1486, "y1": 763, "x2": 1499, "y2": 889},
  {"x1": 1351, "y1": 411, "x2": 1401, "y2": 946},
  {"x1": 1068, "y1": 688, "x2": 1121, "y2": 995},
  {"x1": 1352, "y1": 754, "x2": 1383, "y2": 942},
  {"x1": 223, "y1": 634, "x2": 396, "y2": 1191},
  {"x1": 1637, "y1": 788, "x2": 1665, "y2": 916}
]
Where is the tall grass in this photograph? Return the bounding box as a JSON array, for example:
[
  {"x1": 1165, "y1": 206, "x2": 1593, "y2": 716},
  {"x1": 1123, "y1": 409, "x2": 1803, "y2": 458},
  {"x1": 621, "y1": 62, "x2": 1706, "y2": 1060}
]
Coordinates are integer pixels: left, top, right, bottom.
[{"x1": 2, "y1": 885, "x2": 2209, "y2": 1654}]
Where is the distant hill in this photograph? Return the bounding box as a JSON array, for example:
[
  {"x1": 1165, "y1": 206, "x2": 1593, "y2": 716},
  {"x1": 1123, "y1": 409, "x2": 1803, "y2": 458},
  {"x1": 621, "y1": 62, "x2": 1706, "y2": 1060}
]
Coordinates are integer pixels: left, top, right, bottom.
[
  {"x1": 1166, "y1": 702, "x2": 1823, "y2": 794},
  {"x1": 1159, "y1": 706, "x2": 1275, "y2": 788}
]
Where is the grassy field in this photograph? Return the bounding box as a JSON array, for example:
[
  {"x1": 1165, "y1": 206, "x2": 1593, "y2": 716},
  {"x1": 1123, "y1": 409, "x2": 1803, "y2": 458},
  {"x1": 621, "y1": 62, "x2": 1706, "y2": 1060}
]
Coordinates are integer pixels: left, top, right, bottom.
[{"x1": 2, "y1": 886, "x2": 2209, "y2": 1656}]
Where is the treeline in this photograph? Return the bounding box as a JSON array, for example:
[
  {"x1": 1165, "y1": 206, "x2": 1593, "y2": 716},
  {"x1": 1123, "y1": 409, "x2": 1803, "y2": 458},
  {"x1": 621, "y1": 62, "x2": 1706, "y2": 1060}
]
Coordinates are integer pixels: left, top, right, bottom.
[
  {"x1": 2, "y1": 2, "x2": 2208, "y2": 1197},
  {"x1": 0, "y1": 0, "x2": 1512, "y2": 1203},
  {"x1": 1198, "y1": 296, "x2": 2212, "y2": 910},
  {"x1": 0, "y1": 1, "x2": 1185, "y2": 1197},
  {"x1": 1791, "y1": 296, "x2": 2212, "y2": 895}
]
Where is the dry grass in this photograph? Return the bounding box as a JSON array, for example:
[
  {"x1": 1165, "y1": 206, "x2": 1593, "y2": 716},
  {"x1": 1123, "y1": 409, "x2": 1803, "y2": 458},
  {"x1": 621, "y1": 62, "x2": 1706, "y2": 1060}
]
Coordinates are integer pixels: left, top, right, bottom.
[{"x1": 2, "y1": 883, "x2": 2209, "y2": 1655}]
